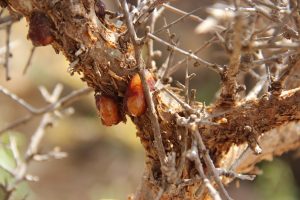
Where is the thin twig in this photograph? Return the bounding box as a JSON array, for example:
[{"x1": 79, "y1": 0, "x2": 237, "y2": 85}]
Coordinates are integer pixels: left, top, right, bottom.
[
  {"x1": 4, "y1": 24, "x2": 11, "y2": 80},
  {"x1": 246, "y1": 76, "x2": 267, "y2": 100},
  {"x1": 159, "y1": 17, "x2": 177, "y2": 82},
  {"x1": 166, "y1": 34, "x2": 219, "y2": 76},
  {"x1": 191, "y1": 125, "x2": 232, "y2": 200},
  {"x1": 147, "y1": 33, "x2": 223, "y2": 74},
  {"x1": 0, "y1": 87, "x2": 93, "y2": 134},
  {"x1": 9, "y1": 135, "x2": 21, "y2": 167},
  {"x1": 154, "y1": 6, "x2": 203, "y2": 34},
  {"x1": 25, "y1": 114, "x2": 53, "y2": 160},
  {"x1": 162, "y1": 4, "x2": 225, "y2": 31},
  {"x1": 120, "y1": 0, "x2": 167, "y2": 168},
  {"x1": 175, "y1": 127, "x2": 188, "y2": 182},
  {"x1": 23, "y1": 46, "x2": 36, "y2": 75},
  {"x1": 186, "y1": 141, "x2": 221, "y2": 200},
  {"x1": 216, "y1": 168, "x2": 256, "y2": 181}
]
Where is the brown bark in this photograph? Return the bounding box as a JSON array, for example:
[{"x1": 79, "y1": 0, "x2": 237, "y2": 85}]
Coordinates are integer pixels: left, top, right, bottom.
[{"x1": 4, "y1": 0, "x2": 300, "y2": 199}]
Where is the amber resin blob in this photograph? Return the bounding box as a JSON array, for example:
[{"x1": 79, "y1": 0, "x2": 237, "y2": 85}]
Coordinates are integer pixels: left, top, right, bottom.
[
  {"x1": 126, "y1": 70, "x2": 155, "y2": 117},
  {"x1": 28, "y1": 11, "x2": 54, "y2": 46},
  {"x1": 96, "y1": 95, "x2": 121, "y2": 126}
]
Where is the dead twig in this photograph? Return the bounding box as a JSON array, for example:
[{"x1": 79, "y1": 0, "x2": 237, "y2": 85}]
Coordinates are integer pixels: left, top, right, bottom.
[{"x1": 0, "y1": 87, "x2": 93, "y2": 133}]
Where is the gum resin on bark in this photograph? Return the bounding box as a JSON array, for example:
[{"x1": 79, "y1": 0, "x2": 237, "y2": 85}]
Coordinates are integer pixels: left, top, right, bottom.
[
  {"x1": 126, "y1": 70, "x2": 155, "y2": 117},
  {"x1": 96, "y1": 95, "x2": 121, "y2": 126},
  {"x1": 28, "y1": 11, "x2": 54, "y2": 46}
]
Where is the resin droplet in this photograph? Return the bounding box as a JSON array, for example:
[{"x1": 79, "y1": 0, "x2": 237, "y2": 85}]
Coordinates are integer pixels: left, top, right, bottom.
[
  {"x1": 28, "y1": 11, "x2": 54, "y2": 46},
  {"x1": 126, "y1": 71, "x2": 155, "y2": 117},
  {"x1": 96, "y1": 95, "x2": 121, "y2": 126}
]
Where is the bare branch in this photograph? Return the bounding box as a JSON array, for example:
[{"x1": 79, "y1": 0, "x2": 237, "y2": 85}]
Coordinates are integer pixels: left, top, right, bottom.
[
  {"x1": 22, "y1": 46, "x2": 36, "y2": 75},
  {"x1": 191, "y1": 125, "x2": 232, "y2": 200},
  {"x1": 0, "y1": 87, "x2": 93, "y2": 133},
  {"x1": 147, "y1": 33, "x2": 223, "y2": 74},
  {"x1": 120, "y1": 0, "x2": 167, "y2": 169}
]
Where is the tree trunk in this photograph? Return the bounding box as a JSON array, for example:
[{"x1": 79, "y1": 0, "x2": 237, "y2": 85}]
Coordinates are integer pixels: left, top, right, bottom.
[{"x1": 4, "y1": 0, "x2": 300, "y2": 199}]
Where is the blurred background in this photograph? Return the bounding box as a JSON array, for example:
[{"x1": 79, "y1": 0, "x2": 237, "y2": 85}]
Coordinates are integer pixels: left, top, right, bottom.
[{"x1": 0, "y1": 0, "x2": 299, "y2": 199}]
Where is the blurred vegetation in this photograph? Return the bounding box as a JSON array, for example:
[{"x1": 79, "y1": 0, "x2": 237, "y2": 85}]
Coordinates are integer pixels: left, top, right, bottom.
[
  {"x1": 255, "y1": 159, "x2": 300, "y2": 200},
  {"x1": 0, "y1": 132, "x2": 35, "y2": 200}
]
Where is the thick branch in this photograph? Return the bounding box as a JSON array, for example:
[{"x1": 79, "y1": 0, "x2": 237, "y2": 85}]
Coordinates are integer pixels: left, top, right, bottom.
[{"x1": 206, "y1": 88, "x2": 300, "y2": 160}]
